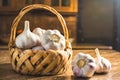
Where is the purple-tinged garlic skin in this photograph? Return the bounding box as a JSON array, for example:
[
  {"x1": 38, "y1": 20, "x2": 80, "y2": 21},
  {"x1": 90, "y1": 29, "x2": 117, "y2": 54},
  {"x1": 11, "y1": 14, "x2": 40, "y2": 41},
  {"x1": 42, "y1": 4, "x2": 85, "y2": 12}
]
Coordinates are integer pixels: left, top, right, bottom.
[
  {"x1": 72, "y1": 53, "x2": 96, "y2": 78},
  {"x1": 95, "y1": 48, "x2": 111, "y2": 73},
  {"x1": 15, "y1": 21, "x2": 41, "y2": 49},
  {"x1": 41, "y1": 30, "x2": 65, "y2": 50}
]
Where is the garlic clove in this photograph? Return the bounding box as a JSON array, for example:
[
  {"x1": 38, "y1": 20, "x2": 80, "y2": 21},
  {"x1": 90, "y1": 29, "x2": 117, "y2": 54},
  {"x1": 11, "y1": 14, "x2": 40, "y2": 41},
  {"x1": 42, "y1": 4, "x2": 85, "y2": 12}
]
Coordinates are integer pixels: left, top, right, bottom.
[
  {"x1": 101, "y1": 57, "x2": 111, "y2": 72},
  {"x1": 32, "y1": 46, "x2": 45, "y2": 50},
  {"x1": 95, "y1": 48, "x2": 111, "y2": 73},
  {"x1": 32, "y1": 27, "x2": 46, "y2": 41},
  {"x1": 72, "y1": 53, "x2": 96, "y2": 78},
  {"x1": 15, "y1": 20, "x2": 41, "y2": 49},
  {"x1": 83, "y1": 62, "x2": 96, "y2": 77}
]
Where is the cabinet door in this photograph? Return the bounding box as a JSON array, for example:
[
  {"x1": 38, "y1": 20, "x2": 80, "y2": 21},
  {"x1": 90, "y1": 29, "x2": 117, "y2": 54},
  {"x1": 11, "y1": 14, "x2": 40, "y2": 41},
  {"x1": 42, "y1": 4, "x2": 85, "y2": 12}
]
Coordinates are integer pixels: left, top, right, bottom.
[
  {"x1": 43, "y1": 0, "x2": 78, "y2": 13},
  {"x1": 0, "y1": 0, "x2": 20, "y2": 11}
]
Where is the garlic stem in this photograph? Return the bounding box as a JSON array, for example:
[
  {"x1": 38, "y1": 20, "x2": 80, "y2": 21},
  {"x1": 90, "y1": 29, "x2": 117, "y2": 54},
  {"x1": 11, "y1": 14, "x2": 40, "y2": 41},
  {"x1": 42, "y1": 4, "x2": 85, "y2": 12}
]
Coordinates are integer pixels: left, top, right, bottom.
[
  {"x1": 95, "y1": 48, "x2": 101, "y2": 58},
  {"x1": 95, "y1": 48, "x2": 102, "y2": 62},
  {"x1": 24, "y1": 21, "x2": 30, "y2": 32}
]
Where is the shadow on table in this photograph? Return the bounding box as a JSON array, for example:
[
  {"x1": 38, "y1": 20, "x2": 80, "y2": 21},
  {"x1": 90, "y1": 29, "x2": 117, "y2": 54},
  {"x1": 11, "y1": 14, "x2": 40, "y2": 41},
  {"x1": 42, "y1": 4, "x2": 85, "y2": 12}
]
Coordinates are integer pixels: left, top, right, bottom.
[{"x1": 0, "y1": 63, "x2": 90, "y2": 80}]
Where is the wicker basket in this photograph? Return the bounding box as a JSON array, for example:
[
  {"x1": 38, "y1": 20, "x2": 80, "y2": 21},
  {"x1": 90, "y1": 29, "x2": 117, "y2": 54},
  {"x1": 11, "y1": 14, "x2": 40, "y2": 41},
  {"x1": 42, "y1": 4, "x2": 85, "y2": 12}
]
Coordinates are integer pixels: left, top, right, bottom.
[{"x1": 8, "y1": 4, "x2": 72, "y2": 75}]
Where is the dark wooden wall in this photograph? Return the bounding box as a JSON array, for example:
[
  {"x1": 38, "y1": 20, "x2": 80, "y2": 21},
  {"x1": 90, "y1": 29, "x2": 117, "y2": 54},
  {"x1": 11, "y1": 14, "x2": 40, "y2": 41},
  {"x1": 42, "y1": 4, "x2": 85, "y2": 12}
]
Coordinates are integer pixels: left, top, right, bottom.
[
  {"x1": 114, "y1": 0, "x2": 120, "y2": 51},
  {"x1": 77, "y1": 0, "x2": 114, "y2": 45}
]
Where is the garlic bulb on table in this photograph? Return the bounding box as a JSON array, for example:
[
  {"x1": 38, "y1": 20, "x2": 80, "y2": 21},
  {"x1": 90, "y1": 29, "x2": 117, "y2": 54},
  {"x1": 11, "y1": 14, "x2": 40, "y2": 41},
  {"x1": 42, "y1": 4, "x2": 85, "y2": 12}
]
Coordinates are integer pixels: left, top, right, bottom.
[
  {"x1": 95, "y1": 48, "x2": 111, "y2": 73},
  {"x1": 72, "y1": 53, "x2": 96, "y2": 78},
  {"x1": 32, "y1": 27, "x2": 46, "y2": 41},
  {"x1": 15, "y1": 21, "x2": 41, "y2": 49},
  {"x1": 41, "y1": 30, "x2": 66, "y2": 50}
]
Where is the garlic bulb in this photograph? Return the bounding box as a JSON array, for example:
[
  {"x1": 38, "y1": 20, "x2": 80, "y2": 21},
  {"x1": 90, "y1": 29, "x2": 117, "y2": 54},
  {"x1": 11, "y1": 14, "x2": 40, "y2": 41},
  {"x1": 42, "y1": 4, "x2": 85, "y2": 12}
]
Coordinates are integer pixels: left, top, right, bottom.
[
  {"x1": 72, "y1": 53, "x2": 96, "y2": 77},
  {"x1": 95, "y1": 48, "x2": 111, "y2": 73},
  {"x1": 32, "y1": 27, "x2": 46, "y2": 42},
  {"x1": 15, "y1": 21, "x2": 41, "y2": 49},
  {"x1": 41, "y1": 30, "x2": 65, "y2": 50}
]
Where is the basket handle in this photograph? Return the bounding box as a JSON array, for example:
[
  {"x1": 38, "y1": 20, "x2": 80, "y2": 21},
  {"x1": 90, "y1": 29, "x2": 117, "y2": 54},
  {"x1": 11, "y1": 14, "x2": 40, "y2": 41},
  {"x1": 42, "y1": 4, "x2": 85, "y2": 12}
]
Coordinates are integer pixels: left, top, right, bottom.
[{"x1": 8, "y1": 4, "x2": 70, "y2": 48}]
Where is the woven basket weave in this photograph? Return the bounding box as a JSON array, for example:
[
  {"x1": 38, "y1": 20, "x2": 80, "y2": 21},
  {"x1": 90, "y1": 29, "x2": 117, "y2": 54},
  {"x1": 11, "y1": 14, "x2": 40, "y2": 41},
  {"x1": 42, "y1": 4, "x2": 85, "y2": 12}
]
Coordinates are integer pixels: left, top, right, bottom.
[{"x1": 8, "y1": 4, "x2": 72, "y2": 75}]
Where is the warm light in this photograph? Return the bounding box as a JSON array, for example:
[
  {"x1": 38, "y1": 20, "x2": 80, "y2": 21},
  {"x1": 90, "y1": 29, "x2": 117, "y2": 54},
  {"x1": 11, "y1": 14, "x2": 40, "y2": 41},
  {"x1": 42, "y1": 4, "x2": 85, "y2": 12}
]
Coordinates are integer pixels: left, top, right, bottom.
[{"x1": 17, "y1": 29, "x2": 23, "y2": 34}]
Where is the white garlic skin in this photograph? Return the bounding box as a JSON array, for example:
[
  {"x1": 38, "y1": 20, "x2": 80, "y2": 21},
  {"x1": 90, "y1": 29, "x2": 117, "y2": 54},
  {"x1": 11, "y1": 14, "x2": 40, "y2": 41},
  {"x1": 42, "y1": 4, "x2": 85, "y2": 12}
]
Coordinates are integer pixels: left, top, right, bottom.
[
  {"x1": 15, "y1": 21, "x2": 41, "y2": 49},
  {"x1": 72, "y1": 53, "x2": 96, "y2": 78},
  {"x1": 32, "y1": 27, "x2": 46, "y2": 42},
  {"x1": 95, "y1": 48, "x2": 111, "y2": 73},
  {"x1": 95, "y1": 57, "x2": 111, "y2": 73},
  {"x1": 41, "y1": 30, "x2": 65, "y2": 50},
  {"x1": 32, "y1": 46, "x2": 44, "y2": 50}
]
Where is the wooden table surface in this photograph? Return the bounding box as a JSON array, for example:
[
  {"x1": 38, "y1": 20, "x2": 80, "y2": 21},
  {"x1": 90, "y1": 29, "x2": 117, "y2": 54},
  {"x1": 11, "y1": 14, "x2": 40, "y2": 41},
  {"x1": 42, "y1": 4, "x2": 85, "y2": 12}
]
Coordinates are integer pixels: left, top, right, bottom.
[{"x1": 0, "y1": 49, "x2": 120, "y2": 80}]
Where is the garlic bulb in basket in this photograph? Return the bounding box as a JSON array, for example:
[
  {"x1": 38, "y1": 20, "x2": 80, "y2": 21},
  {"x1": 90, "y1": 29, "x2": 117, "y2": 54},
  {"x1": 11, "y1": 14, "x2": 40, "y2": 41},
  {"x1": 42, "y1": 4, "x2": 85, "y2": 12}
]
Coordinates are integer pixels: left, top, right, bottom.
[
  {"x1": 95, "y1": 48, "x2": 111, "y2": 73},
  {"x1": 72, "y1": 53, "x2": 96, "y2": 78},
  {"x1": 32, "y1": 46, "x2": 44, "y2": 50},
  {"x1": 33, "y1": 27, "x2": 46, "y2": 41},
  {"x1": 41, "y1": 30, "x2": 65, "y2": 50},
  {"x1": 15, "y1": 21, "x2": 41, "y2": 49}
]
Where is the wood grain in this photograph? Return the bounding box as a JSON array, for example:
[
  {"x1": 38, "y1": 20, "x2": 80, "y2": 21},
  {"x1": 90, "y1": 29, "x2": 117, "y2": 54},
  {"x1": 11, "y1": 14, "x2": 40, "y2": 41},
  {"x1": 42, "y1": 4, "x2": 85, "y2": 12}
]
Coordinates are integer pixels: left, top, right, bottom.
[{"x1": 0, "y1": 49, "x2": 120, "y2": 80}]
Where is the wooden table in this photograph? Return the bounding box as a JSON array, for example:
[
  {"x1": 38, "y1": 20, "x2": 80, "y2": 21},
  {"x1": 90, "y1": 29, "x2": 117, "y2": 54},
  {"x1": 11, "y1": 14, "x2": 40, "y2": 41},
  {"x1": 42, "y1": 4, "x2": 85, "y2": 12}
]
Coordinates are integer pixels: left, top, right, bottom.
[{"x1": 0, "y1": 49, "x2": 120, "y2": 80}]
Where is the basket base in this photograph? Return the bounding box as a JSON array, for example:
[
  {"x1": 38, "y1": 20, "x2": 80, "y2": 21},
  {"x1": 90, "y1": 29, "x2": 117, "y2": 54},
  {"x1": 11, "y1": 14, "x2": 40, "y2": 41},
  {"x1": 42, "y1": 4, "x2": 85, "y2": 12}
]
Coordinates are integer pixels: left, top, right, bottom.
[{"x1": 9, "y1": 48, "x2": 72, "y2": 75}]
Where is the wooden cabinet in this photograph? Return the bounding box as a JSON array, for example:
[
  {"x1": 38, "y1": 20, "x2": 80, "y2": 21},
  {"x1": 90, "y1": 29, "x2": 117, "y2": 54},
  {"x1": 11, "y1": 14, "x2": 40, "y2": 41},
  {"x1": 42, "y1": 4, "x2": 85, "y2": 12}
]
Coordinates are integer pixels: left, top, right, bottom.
[
  {"x1": 44, "y1": 0, "x2": 78, "y2": 13},
  {"x1": 0, "y1": 0, "x2": 78, "y2": 13},
  {"x1": 0, "y1": 0, "x2": 17, "y2": 11},
  {"x1": 0, "y1": 0, "x2": 78, "y2": 44},
  {"x1": 0, "y1": 0, "x2": 32, "y2": 11}
]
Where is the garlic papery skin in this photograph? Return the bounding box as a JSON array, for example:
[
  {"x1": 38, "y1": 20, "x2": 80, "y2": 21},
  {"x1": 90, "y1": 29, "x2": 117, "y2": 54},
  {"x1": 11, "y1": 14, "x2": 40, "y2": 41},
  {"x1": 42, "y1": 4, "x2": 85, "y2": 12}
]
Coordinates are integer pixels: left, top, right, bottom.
[
  {"x1": 32, "y1": 27, "x2": 46, "y2": 42},
  {"x1": 72, "y1": 53, "x2": 96, "y2": 78},
  {"x1": 15, "y1": 21, "x2": 41, "y2": 49},
  {"x1": 95, "y1": 48, "x2": 111, "y2": 73},
  {"x1": 41, "y1": 30, "x2": 65, "y2": 50},
  {"x1": 32, "y1": 46, "x2": 44, "y2": 50}
]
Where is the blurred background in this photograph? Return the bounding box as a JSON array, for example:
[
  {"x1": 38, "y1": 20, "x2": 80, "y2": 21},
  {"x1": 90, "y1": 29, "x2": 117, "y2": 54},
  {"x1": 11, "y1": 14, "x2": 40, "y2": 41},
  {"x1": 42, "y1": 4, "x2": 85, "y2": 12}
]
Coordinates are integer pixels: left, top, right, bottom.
[{"x1": 0, "y1": 0, "x2": 120, "y2": 50}]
